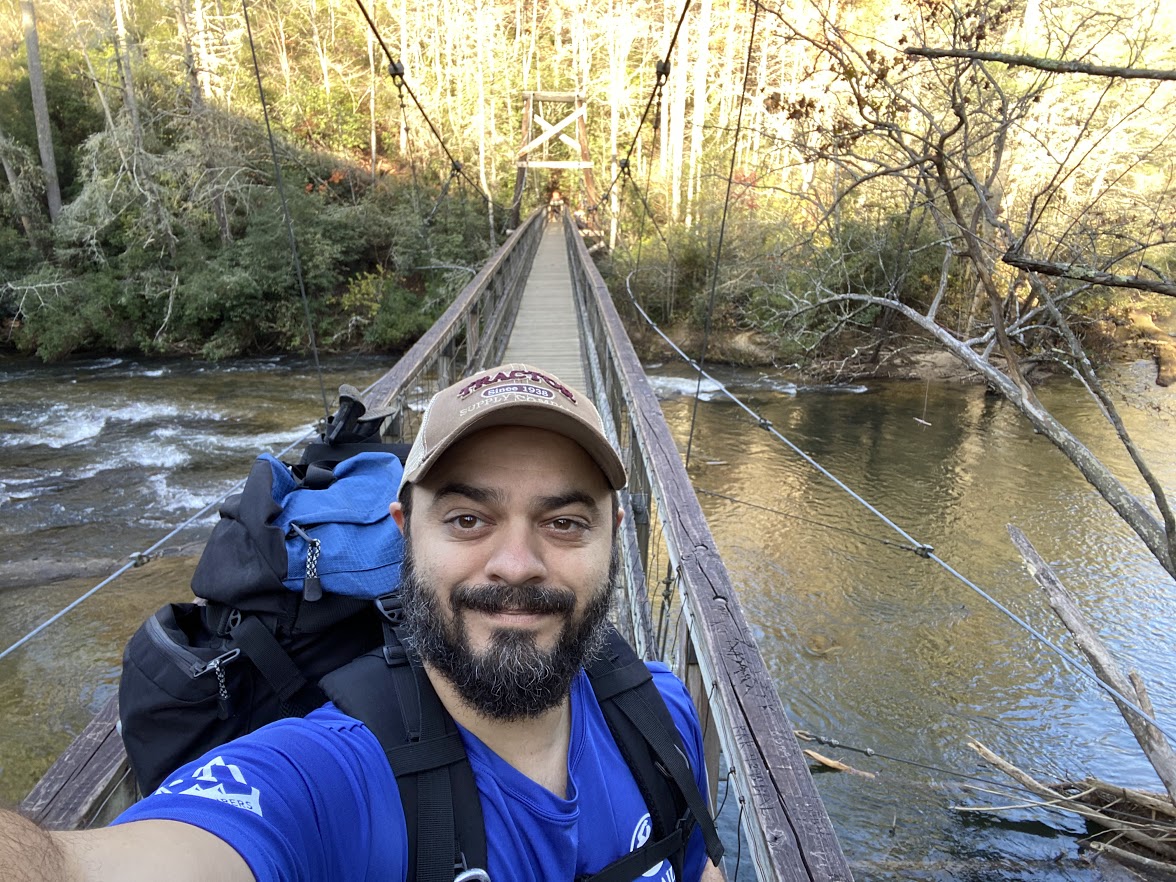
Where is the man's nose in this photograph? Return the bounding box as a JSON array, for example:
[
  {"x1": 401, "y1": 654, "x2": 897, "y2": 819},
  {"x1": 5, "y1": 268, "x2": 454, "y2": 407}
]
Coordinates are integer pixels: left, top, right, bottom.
[{"x1": 483, "y1": 523, "x2": 547, "y2": 585}]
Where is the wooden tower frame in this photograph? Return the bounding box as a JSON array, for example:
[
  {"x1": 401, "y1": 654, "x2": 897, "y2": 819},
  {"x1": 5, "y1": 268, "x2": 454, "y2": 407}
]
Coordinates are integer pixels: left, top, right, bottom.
[{"x1": 511, "y1": 92, "x2": 600, "y2": 227}]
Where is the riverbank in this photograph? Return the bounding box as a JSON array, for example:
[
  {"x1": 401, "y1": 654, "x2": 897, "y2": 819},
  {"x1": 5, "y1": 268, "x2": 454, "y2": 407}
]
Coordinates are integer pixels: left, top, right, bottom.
[{"x1": 626, "y1": 298, "x2": 1176, "y2": 388}]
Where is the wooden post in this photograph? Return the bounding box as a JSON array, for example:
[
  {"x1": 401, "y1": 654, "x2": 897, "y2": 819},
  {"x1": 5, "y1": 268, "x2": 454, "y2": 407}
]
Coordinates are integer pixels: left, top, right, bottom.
[
  {"x1": 575, "y1": 96, "x2": 600, "y2": 211},
  {"x1": 515, "y1": 92, "x2": 597, "y2": 221},
  {"x1": 676, "y1": 619, "x2": 722, "y2": 809},
  {"x1": 510, "y1": 93, "x2": 534, "y2": 229}
]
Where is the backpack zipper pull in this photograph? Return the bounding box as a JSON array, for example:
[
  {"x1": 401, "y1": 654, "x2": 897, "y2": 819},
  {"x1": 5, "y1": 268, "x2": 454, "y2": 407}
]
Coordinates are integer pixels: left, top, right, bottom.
[
  {"x1": 289, "y1": 523, "x2": 323, "y2": 601},
  {"x1": 212, "y1": 658, "x2": 232, "y2": 720},
  {"x1": 196, "y1": 648, "x2": 240, "y2": 720}
]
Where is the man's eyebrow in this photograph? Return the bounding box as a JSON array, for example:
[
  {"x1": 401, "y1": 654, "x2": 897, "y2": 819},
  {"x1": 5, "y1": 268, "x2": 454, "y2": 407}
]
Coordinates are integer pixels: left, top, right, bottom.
[
  {"x1": 538, "y1": 491, "x2": 601, "y2": 514},
  {"x1": 431, "y1": 482, "x2": 503, "y2": 505}
]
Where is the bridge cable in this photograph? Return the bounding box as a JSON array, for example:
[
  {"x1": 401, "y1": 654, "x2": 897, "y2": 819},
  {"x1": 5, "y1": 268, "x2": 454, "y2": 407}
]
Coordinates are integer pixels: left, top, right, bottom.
[
  {"x1": 696, "y1": 489, "x2": 934, "y2": 556},
  {"x1": 683, "y1": 0, "x2": 759, "y2": 474},
  {"x1": 351, "y1": 0, "x2": 505, "y2": 219},
  {"x1": 240, "y1": 0, "x2": 331, "y2": 425},
  {"x1": 621, "y1": 286, "x2": 1176, "y2": 746},
  {"x1": 596, "y1": 0, "x2": 694, "y2": 211},
  {"x1": 392, "y1": 69, "x2": 432, "y2": 246}
]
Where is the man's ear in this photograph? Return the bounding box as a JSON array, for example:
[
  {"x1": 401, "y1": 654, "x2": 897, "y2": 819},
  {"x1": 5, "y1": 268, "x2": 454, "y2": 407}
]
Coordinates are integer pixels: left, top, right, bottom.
[{"x1": 390, "y1": 501, "x2": 406, "y2": 534}]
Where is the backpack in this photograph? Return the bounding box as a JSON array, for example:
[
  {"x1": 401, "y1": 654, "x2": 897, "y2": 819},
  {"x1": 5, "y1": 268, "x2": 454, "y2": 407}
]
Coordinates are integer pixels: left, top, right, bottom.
[
  {"x1": 119, "y1": 387, "x2": 407, "y2": 794},
  {"x1": 320, "y1": 596, "x2": 725, "y2": 882}
]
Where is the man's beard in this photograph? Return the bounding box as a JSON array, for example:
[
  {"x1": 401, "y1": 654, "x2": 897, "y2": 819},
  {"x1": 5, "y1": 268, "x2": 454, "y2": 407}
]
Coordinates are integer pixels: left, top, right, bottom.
[{"x1": 398, "y1": 542, "x2": 617, "y2": 721}]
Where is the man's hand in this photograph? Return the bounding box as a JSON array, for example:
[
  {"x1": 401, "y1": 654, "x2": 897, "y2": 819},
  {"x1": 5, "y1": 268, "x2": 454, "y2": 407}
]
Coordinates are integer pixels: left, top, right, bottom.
[
  {"x1": 1, "y1": 811, "x2": 253, "y2": 882},
  {"x1": 699, "y1": 859, "x2": 725, "y2": 881}
]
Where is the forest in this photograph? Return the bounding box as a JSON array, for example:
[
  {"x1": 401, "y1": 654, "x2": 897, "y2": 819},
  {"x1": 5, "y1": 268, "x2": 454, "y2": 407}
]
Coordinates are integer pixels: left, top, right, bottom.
[{"x1": 2, "y1": 0, "x2": 1176, "y2": 374}]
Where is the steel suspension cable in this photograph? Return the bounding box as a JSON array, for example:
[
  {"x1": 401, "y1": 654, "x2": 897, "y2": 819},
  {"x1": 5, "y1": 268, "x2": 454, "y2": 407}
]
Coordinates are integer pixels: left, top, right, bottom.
[
  {"x1": 240, "y1": 0, "x2": 330, "y2": 424},
  {"x1": 683, "y1": 0, "x2": 760, "y2": 472},
  {"x1": 597, "y1": 0, "x2": 694, "y2": 211},
  {"x1": 351, "y1": 0, "x2": 504, "y2": 216}
]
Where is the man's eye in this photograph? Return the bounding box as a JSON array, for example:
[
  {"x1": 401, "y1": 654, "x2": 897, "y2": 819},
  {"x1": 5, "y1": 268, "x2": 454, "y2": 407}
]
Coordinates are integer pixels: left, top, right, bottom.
[
  {"x1": 451, "y1": 514, "x2": 482, "y2": 529},
  {"x1": 549, "y1": 518, "x2": 585, "y2": 532}
]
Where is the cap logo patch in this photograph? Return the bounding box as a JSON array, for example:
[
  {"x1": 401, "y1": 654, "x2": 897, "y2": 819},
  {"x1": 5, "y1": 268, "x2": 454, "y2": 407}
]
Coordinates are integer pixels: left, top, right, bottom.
[
  {"x1": 457, "y1": 368, "x2": 576, "y2": 403},
  {"x1": 483, "y1": 383, "x2": 553, "y2": 400}
]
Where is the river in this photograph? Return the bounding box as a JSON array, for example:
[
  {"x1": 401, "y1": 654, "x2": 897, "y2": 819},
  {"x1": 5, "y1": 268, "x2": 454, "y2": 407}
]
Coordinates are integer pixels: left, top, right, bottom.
[{"x1": 2, "y1": 352, "x2": 1174, "y2": 880}]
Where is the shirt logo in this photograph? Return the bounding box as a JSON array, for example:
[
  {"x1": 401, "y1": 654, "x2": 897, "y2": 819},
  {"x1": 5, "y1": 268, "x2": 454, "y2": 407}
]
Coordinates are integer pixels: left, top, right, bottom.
[{"x1": 155, "y1": 755, "x2": 263, "y2": 817}]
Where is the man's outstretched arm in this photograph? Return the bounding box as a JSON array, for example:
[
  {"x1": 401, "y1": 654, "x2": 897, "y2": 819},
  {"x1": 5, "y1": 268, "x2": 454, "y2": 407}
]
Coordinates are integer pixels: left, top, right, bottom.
[{"x1": 1, "y1": 810, "x2": 253, "y2": 882}]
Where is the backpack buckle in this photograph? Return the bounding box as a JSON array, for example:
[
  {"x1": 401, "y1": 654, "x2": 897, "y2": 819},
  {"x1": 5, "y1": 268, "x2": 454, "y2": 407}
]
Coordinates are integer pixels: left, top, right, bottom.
[
  {"x1": 375, "y1": 593, "x2": 404, "y2": 625},
  {"x1": 454, "y1": 853, "x2": 490, "y2": 882}
]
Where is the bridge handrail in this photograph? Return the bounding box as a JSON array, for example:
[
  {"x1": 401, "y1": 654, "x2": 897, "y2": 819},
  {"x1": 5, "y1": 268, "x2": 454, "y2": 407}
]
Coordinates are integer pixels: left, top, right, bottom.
[{"x1": 562, "y1": 214, "x2": 853, "y2": 882}]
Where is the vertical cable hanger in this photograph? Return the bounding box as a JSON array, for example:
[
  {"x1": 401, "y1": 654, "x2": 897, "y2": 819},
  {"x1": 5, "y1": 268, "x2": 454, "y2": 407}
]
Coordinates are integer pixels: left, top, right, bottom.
[
  {"x1": 240, "y1": 0, "x2": 330, "y2": 422},
  {"x1": 682, "y1": 0, "x2": 761, "y2": 472}
]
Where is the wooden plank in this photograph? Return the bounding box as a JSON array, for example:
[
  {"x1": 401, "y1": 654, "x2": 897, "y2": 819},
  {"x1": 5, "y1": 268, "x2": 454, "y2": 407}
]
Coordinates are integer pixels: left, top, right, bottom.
[
  {"x1": 522, "y1": 91, "x2": 580, "y2": 102},
  {"x1": 516, "y1": 106, "x2": 586, "y2": 157},
  {"x1": 575, "y1": 96, "x2": 600, "y2": 209},
  {"x1": 502, "y1": 225, "x2": 584, "y2": 390},
  {"x1": 20, "y1": 696, "x2": 135, "y2": 830}
]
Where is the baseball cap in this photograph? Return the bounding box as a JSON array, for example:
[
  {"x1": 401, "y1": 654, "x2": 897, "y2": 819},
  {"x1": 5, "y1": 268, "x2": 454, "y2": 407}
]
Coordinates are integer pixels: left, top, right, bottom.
[{"x1": 398, "y1": 363, "x2": 627, "y2": 494}]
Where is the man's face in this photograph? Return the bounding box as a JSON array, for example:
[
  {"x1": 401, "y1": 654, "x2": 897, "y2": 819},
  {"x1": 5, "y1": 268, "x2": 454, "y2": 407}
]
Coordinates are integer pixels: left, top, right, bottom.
[{"x1": 393, "y1": 425, "x2": 621, "y2": 720}]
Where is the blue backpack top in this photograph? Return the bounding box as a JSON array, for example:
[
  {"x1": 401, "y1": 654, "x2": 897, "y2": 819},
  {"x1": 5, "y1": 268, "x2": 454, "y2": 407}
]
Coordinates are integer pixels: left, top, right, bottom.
[{"x1": 267, "y1": 451, "x2": 404, "y2": 600}]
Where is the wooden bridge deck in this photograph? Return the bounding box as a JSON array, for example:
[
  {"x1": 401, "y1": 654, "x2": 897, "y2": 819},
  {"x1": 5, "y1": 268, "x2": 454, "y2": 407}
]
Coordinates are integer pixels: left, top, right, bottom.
[{"x1": 501, "y1": 223, "x2": 585, "y2": 388}]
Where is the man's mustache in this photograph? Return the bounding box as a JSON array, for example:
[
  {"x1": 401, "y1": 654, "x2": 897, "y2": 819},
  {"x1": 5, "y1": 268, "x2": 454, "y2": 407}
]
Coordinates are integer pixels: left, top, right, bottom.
[{"x1": 451, "y1": 583, "x2": 577, "y2": 616}]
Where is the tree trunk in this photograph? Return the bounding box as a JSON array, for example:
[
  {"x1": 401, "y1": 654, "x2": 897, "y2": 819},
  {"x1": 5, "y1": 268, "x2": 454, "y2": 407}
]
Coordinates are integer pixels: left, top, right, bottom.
[
  {"x1": 1008, "y1": 525, "x2": 1176, "y2": 804},
  {"x1": 19, "y1": 0, "x2": 62, "y2": 222},
  {"x1": 685, "y1": 0, "x2": 711, "y2": 227},
  {"x1": 368, "y1": 30, "x2": 377, "y2": 180},
  {"x1": 191, "y1": 0, "x2": 218, "y2": 101},
  {"x1": 111, "y1": 0, "x2": 143, "y2": 149},
  {"x1": 307, "y1": 0, "x2": 332, "y2": 102},
  {"x1": 174, "y1": 0, "x2": 205, "y2": 110}
]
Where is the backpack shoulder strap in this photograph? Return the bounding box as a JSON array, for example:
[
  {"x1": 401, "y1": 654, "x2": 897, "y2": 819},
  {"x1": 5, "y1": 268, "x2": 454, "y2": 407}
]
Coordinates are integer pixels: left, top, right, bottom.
[
  {"x1": 320, "y1": 617, "x2": 488, "y2": 882},
  {"x1": 583, "y1": 627, "x2": 725, "y2": 882}
]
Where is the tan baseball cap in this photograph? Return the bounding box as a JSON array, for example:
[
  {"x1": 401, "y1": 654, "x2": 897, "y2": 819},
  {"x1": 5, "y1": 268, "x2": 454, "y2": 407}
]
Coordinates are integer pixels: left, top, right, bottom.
[{"x1": 398, "y1": 363, "x2": 627, "y2": 494}]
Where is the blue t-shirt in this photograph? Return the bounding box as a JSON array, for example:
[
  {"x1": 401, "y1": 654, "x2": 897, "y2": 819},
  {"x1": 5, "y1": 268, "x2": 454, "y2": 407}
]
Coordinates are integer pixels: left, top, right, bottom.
[{"x1": 115, "y1": 663, "x2": 710, "y2": 882}]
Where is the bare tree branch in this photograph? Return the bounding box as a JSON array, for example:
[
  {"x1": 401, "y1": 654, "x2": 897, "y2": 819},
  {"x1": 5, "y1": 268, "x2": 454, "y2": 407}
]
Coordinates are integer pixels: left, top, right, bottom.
[
  {"x1": 1008, "y1": 525, "x2": 1176, "y2": 803},
  {"x1": 906, "y1": 47, "x2": 1176, "y2": 81},
  {"x1": 1004, "y1": 253, "x2": 1176, "y2": 298}
]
